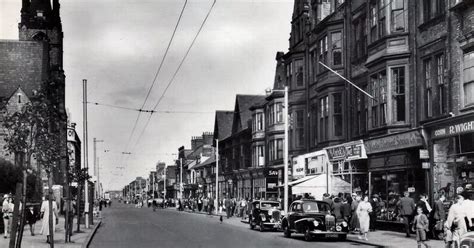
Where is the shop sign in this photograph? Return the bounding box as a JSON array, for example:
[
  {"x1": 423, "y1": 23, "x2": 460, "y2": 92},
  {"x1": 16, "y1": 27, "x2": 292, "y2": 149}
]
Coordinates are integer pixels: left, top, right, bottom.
[
  {"x1": 365, "y1": 131, "x2": 423, "y2": 154},
  {"x1": 432, "y1": 119, "x2": 474, "y2": 139},
  {"x1": 266, "y1": 176, "x2": 278, "y2": 192},
  {"x1": 292, "y1": 156, "x2": 305, "y2": 179},
  {"x1": 267, "y1": 169, "x2": 279, "y2": 177},
  {"x1": 422, "y1": 162, "x2": 430, "y2": 169},
  {"x1": 325, "y1": 140, "x2": 367, "y2": 161},
  {"x1": 419, "y1": 149, "x2": 429, "y2": 159}
]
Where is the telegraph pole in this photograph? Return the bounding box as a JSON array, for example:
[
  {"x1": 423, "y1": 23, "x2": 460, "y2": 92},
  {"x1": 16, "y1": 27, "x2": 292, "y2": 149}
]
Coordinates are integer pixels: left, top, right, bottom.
[
  {"x1": 180, "y1": 158, "x2": 183, "y2": 200},
  {"x1": 215, "y1": 140, "x2": 219, "y2": 209},
  {"x1": 283, "y1": 86, "x2": 289, "y2": 215},
  {"x1": 82, "y1": 79, "x2": 90, "y2": 229}
]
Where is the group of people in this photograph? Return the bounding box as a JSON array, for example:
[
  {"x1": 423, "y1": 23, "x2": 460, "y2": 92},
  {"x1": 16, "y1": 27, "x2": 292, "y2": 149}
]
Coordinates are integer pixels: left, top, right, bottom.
[
  {"x1": 177, "y1": 196, "x2": 216, "y2": 215},
  {"x1": 174, "y1": 195, "x2": 253, "y2": 219},
  {"x1": 2, "y1": 194, "x2": 59, "y2": 244}
]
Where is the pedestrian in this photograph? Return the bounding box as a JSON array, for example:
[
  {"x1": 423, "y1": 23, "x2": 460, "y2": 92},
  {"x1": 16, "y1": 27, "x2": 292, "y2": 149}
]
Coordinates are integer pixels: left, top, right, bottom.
[
  {"x1": 350, "y1": 194, "x2": 360, "y2": 232},
  {"x1": 231, "y1": 197, "x2": 237, "y2": 217},
  {"x1": 225, "y1": 196, "x2": 232, "y2": 219},
  {"x1": 369, "y1": 194, "x2": 381, "y2": 231},
  {"x1": 432, "y1": 194, "x2": 446, "y2": 239},
  {"x1": 398, "y1": 191, "x2": 416, "y2": 237},
  {"x1": 197, "y1": 196, "x2": 203, "y2": 212},
  {"x1": 2, "y1": 194, "x2": 12, "y2": 239},
  {"x1": 332, "y1": 194, "x2": 343, "y2": 221},
  {"x1": 412, "y1": 206, "x2": 430, "y2": 248},
  {"x1": 40, "y1": 196, "x2": 59, "y2": 244},
  {"x1": 356, "y1": 195, "x2": 372, "y2": 241},
  {"x1": 239, "y1": 198, "x2": 247, "y2": 220},
  {"x1": 445, "y1": 193, "x2": 469, "y2": 247},
  {"x1": 208, "y1": 196, "x2": 214, "y2": 215},
  {"x1": 417, "y1": 193, "x2": 432, "y2": 216},
  {"x1": 323, "y1": 193, "x2": 334, "y2": 210},
  {"x1": 25, "y1": 205, "x2": 38, "y2": 236},
  {"x1": 341, "y1": 196, "x2": 351, "y2": 223}
]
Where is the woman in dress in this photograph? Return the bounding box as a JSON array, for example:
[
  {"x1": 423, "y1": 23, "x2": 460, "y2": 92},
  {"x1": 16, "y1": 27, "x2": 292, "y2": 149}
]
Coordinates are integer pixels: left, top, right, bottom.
[
  {"x1": 40, "y1": 196, "x2": 59, "y2": 243},
  {"x1": 357, "y1": 195, "x2": 373, "y2": 241}
]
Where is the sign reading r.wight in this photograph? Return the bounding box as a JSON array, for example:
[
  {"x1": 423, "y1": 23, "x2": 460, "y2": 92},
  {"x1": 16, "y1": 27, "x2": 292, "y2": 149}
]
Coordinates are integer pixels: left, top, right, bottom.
[{"x1": 432, "y1": 119, "x2": 474, "y2": 139}]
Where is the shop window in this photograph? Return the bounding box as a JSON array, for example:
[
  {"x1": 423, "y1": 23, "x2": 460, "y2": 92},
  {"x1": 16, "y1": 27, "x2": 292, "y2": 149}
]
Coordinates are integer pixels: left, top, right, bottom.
[
  {"x1": 319, "y1": 96, "x2": 329, "y2": 141},
  {"x1": 332, "y1": 31, "x2": 342, "y2": 66},
  {"x1": 295, "y1": 59, "x2": 304, "y2": 87},
  {"x1": 296, "y1": 110, "x2": 305, "y2": 147},
  {"x1": 437, "y1": 54, "x2": 446, "y2": 114},
  {"x1": 333, "y1": 93, "x2": 343, "y2": 136},
  {"x1": 463, "y1": 51, "x2": 474, "y2": 107},
  {"x1": 390, "y1": 0, "x2": 406, "y2": 33},
  {"x1": 392, "y1": 67, "x2": 406, "y2": 122}
]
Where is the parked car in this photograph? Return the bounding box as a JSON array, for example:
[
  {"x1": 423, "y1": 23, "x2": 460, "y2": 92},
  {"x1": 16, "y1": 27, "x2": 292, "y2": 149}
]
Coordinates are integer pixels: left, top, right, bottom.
[
  {"x1": 249, "y1": 200, "x2": 282, "y2": 232},
  {"x1": 460, "y1": 231, "x2": 474, "y2": 248},
  {"x1": 281, "y1": 199, "x2": 348, "y2": 241}
]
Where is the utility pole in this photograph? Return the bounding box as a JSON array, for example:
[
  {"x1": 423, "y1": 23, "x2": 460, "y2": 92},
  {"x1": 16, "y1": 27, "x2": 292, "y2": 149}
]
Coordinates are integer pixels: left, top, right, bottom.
[
  {"x1": 93, "y1": 138, "x2": 104, "y2": 201},
  {"x1": 215, "y1": 140, "x2": 219, "y2": 209},
  {"x1": 180, "y1": 158, "x2": 183, "y2": 200},
  {"x1": 82, "y1": 79, "x2": 90, "y2": 229},
  {"x1": 283, "y1": 86, "x2": 289, "y2": 216},
  {"x1": 163, "y1": 165, "x2": 167, "y2": 199}
]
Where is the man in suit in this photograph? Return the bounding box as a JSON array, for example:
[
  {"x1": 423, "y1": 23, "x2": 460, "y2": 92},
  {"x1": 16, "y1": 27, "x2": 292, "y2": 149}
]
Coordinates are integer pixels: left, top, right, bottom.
[
  {"x1": 398, "y1": 191, "x2": 415, "y2": 237},
  {"x1": 224, "y1": 196, "x2": 232, "y2": 219}
]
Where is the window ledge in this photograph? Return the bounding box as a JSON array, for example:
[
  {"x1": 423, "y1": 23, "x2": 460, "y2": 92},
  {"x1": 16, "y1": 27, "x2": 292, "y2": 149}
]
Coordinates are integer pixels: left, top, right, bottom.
[
  {"x1": 418, "y1": 14, "x2": 446, "y2": 31},
  {"x1": 460, "y1": 104, "x2": 474, "y2": 112}
]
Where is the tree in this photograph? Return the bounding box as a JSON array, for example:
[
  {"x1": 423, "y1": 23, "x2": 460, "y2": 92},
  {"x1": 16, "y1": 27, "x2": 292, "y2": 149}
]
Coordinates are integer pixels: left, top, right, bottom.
[{"x1": 3, "y1": 80, "x2": 62, "y2": 248}]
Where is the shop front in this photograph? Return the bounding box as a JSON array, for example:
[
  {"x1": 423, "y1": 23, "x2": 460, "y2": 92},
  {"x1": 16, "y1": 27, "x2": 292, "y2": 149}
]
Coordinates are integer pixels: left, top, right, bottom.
[
  {"x1": 325, "y1": 140, "x2": 368, "y2": 195},
  {"x1": 242, "y1": 171, "x2": 252, "y2": 200},
  {"x1": 365, "y1": 130, "x2": 426, "y2": 222},
  {"x1": 252, "y1": 169, "x2": 266, "y2": 200},
  {"x1": 427, "y1": 113, "x2": 474, "y2": 203},
  {"x1": 265, "y1": 168, "x2": 280, "y2": 200}
]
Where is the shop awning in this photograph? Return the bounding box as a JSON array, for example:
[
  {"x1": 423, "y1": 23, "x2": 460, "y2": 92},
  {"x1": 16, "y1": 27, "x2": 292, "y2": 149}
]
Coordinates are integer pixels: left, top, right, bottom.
[
  {"x1": 292, "y1": 173, "x2": 351, "y2": 200},
  {"x1": 288, "y1": 175, "x2": 319, "y2": 186}
]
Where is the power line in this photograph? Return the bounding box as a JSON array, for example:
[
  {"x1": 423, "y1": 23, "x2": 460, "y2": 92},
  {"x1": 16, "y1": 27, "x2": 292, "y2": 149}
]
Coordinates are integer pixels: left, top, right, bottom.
[
  {"x1": 132, "y1": 0, "x2": 218, "y2": 151},
  {"x1": 87, "y1": 101, "x2": 214, "y2": 114},
  {"x1": 121, "y1": 0, "x2": 188, "y2": 163}
]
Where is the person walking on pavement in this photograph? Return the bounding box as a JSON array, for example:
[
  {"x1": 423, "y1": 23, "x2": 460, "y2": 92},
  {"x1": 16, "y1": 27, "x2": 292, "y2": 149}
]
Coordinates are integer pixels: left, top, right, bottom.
[
  {"x1": 432, "y1": 194, "x2": 446, "y2": 239},
  {"x1": 40, "y1": 196, "x2": 59, "y2": 243},
  {"x1": 239, "y1": 198, "x2": 247, "y2": 219},
  {"x1": 225, "y1": 196, "x2": 232, "y2": 219},
  {"x1": 2, "y1": 194, "x2": 12, "y2": 239},
  {"x1": 398, "y1": 191, "x2": 416, "y2": 237},
  {"x1": 332, "y1": 194, "x2": 343, "y2": 221},
  {"x1": 370, "y1": 194, "x2": 381, "y2": 231},
  {"x1": 208, "y1": 196, "x2": 214, "y2": 215},
  {"x1": 341, "y1": 195, "x2": 352, "y2": 223},
  {"x1": 445, "y1": 193, "x2": 469, "y2": 247},
  {"x1": 25, "y1": 205, "x2": 38, "y2": 236},
  {"x1": 413, "y1": 206, "x2": 430, "y2": 248},
  {"x1": 417, "y1": 193, "x2": 432, "y2": 216},
  {"x1": 350, "y1": 194, "x2": 361, "y2": 233},
  {"x1": 357, "y1": 195, "x2": 373, "y2": 241}
]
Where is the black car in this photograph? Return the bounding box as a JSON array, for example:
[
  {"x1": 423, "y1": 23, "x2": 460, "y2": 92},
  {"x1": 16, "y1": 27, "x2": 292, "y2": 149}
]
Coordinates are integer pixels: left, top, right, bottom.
[
  {"x1": 249, "y1": 200, "x2": 282, "y2": 232},
  {"x1": 281, "y1": 199, "x2": 348, "y2": 241}
]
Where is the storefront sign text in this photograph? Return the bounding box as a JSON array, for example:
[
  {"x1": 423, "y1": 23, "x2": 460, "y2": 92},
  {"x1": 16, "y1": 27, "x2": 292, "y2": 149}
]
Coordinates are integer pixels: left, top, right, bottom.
[
  {"x1": 365, "y1": 131, "x2": 423, "y2": 154},
  {"x1": 325, "y1": 140, "x2": 367, "y2": 161},
  {"x1": 432, "y1": 120, "x2": 474, "y2": 139}
]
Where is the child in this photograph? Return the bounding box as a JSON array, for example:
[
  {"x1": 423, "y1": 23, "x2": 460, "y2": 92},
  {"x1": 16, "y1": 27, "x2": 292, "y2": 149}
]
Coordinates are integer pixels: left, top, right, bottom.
[{"x1": 413, "y1": 206, "x2": 430, "y2": 248}]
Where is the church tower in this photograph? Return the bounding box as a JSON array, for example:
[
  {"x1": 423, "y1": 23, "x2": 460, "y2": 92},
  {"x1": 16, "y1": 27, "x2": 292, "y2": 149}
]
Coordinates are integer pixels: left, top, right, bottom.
[{"x1": 19, "y1": 0, "x2": 64, "y2": 77}]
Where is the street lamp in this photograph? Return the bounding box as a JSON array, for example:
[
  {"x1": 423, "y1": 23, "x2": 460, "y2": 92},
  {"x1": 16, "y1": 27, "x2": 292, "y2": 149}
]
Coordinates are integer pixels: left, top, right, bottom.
[{"x1": 266, "y1": 86, "x2": 289, "y2": 215}]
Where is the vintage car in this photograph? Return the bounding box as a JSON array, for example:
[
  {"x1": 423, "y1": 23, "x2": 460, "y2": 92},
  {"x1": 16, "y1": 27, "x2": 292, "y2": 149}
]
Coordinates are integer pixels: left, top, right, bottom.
[
  {"x1": 281, "y1": 199, "x2": 348, "y2": 241},
  {"x1": 460, "y1": 231, "x2": 474, "y2": 248},
  {"x1": 249, "y1": 200, "x2": 282, "y2": 232}
]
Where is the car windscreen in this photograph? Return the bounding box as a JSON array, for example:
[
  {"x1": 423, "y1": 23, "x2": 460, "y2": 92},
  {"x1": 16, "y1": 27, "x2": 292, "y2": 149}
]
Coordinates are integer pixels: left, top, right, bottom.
[
  {"x1": 302, "y1": 202, "x2": 319, "y2": 212},
  {"x1": 260, "y1": 202, "x2": 280, "y2": 209}
]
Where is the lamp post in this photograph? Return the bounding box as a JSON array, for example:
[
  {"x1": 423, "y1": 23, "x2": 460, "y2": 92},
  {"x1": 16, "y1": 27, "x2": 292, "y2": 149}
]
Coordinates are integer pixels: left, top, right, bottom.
[{"x1": 266, "y1": 86, "x2": 289, "y2": 215}]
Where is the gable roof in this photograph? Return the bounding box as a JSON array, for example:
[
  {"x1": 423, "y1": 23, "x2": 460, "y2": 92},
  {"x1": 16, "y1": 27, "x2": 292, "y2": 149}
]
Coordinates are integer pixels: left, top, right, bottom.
[
  {"x1": 232, "y1": 95, "x2": 266, "y2": 133},
  {"x1": 213, "y1": 110, "x2": 234, "y2": 141}
]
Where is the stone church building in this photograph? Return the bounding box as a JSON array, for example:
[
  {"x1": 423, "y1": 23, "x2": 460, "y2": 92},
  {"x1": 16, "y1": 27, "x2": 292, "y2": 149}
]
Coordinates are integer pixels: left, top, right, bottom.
[{"x1": 0, "y1": 0, "x2": 67, "y2": 187}]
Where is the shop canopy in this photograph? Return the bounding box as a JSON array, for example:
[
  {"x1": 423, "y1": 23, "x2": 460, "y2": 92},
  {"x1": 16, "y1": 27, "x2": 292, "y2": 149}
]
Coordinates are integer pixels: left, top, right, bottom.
[
  {"x1": 291, "y1": 173, "x2": 351, "y2": 200},
  {"x1": 288, "y1": 175, "x2": 319, "y2": 186}
]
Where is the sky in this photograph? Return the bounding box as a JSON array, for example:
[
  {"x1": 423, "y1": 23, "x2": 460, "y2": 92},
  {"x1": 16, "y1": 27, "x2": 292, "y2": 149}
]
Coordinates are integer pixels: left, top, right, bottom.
[{"x1": 0, "y1": 0, "x2": 293, "y2": 191}]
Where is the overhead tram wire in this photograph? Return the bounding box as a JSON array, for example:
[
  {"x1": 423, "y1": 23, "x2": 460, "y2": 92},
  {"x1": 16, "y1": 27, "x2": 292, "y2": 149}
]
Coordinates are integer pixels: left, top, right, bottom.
[
  {"x1": 131, "y1": 0, "x2": 218, "y2": 152},
  {"x1": 87, "y1": 101, "x2": 214, "y2": 114},
  {"x1": 119, "y1": 0, "x2": 188, "y2": 164}
]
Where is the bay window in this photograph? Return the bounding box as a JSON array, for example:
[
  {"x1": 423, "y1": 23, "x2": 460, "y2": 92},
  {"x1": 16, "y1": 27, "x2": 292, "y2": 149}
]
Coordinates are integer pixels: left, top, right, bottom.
[
  {"x1": 319, "y1": 96, "x2": 329, "y2": 141},
  {"x1": 333, "y1": 93, "x2": 343, "y2": 136},
  {"x1": 464, "y1": 51, "x2": 474, "y2": 107},
  {"x1": 437, "y1": 54, "x2": 446, "y2": 114},
  {"x1": 424, "y1": 59, "x2": 433, "y2": 118},
  {"x1": 332, "y1": 31, "x2": 342, "y2": 66},
  {"x1": 391, "y1": 0, "x2": 406, "y2": 32},
  {"x1": 392, "y1": 66, "x2": 406, "y2": 122}
]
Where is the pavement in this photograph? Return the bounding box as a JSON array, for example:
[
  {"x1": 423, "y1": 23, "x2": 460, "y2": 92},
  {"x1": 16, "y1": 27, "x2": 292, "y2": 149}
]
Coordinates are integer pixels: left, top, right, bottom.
[
  {"x1": 0, "y1": 215, "x2": 99, "y2": 248},
  {"x1": 91, "y1": 203, "x2": 379, "y2": 248}
]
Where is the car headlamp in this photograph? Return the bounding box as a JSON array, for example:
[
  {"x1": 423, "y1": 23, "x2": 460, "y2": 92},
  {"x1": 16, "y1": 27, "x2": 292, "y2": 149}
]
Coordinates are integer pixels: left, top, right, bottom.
[
  {"x1": 336, "y1": 225, "x2": 342, "y2": 231},
  {"x1": 313, "y1": 220, "x2": 320, "y2": 226},
  {"x1": 260, "y1": 213, "x2": 266, "y2": 221},
  {"x1": 341, "y1": 221, "x2": 347, "y2": 227}
]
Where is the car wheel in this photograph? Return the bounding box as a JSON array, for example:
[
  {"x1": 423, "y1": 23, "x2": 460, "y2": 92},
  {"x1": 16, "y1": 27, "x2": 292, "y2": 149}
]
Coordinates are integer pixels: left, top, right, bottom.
[
  {"x1": 304, "y1": 226, "x2": 312, "y2": 242},
  {"x1": 259, "y1": 221, "x2": 264, "y2": 232},
  {"x1": 283, "y1": 223, "x2": 291, "y2": 238},
  {"x1": 338, "y1": 234, "x2": 347, "y2": 241}
]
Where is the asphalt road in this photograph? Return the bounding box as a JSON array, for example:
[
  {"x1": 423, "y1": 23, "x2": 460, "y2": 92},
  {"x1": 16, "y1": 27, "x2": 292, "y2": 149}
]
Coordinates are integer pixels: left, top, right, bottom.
[{"x1": 90, "y1": 203, "x2": 376, "y2": 248}]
